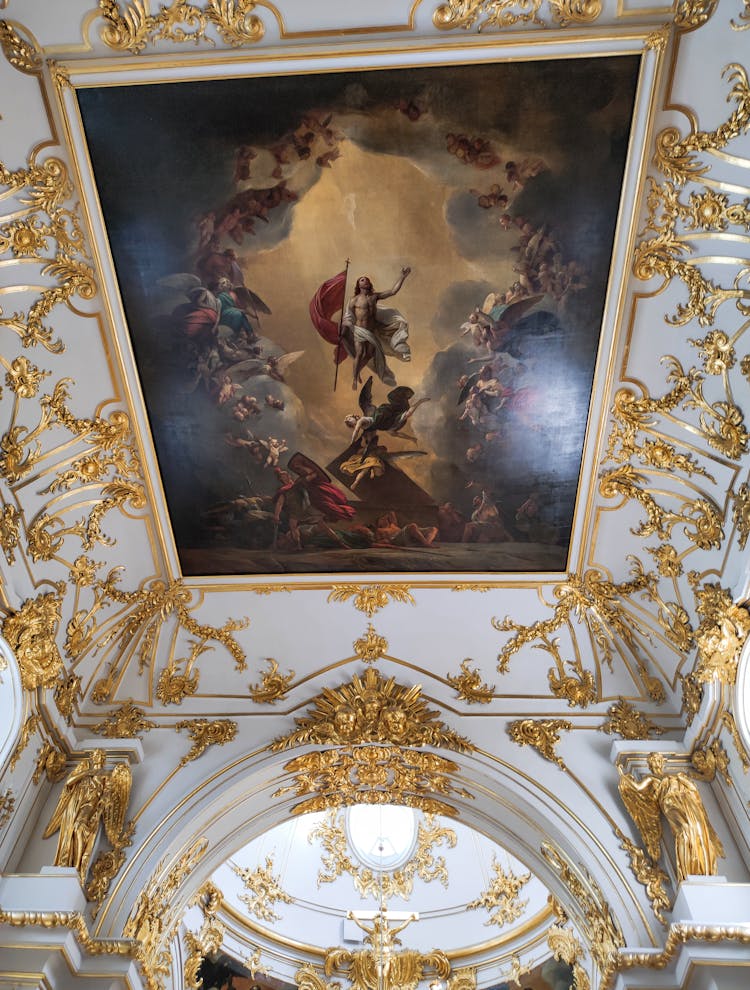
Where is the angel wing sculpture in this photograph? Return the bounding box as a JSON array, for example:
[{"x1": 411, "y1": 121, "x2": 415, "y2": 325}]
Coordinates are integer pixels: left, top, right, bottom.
[
  {"x1": 618, "y1": 753, "x2": 724, "y2": 882},
  {"x1": 43, "y1": 750, "x2": 132, "y2": 886}
]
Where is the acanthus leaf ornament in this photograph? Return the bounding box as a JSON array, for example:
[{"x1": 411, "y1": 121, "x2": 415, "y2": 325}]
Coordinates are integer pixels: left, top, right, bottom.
[
  {"x1": 721, "y1": 711, "x2": 750, "y2": 771},
  {"x1": 92, "y1": 699, "x2": 156, "y2": 738},
  {"x1": 97, "y1": 0, "x2": 264, "y2": 54},
  {"x1": 614, "y1": 827, "x2": 671, "y2": 924},
  {"x1": 32, "y1": 741, "x2": 68, "y2": 784},
  {"x1": 732, "y1": 482, "x2": 750, "y2": 549},
  {"x1": 125, "y1": 837, "x2": 208, "y2": 987},
  {"x1": 542, "y1": 843, "x2": 624, "y2": 974},
  {"x1": 507, "y1": 718, "x2": 571, "y2": 768},
  {"x1": 601, "y1": 699, "x2": 665, "y2": 740},
  {"x1": 175, "y1": 718, "x2": 237, "y2": 765},
  {"x1": 328, "y1": 583, "x2": 415, "y2": 616},
  {"x1": 432, "y1": 1, "x2": 602, "y2": 31},
  {"x1": 273, "y1": 746, "x2": 472, "y2": 818},
  {"x1": 447, "y1": 658, "x2": 495, "y2": 704},
  {"x1": 0, "y1": 18, "x2": 41, "y2": 73},
  {"x1": 248, "y1": 656, "x2": 295, "y2": 704},
  {"x1": 1, "y1": 586, "x2": 65, "y2": 690}
]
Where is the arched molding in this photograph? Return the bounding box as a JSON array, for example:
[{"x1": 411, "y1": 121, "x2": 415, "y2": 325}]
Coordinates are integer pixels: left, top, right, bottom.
[
  {"x1": 96, "y1": 745, "x2": 654, "y2": 957},
  {"x1": 0, "y1": 632, "x2": 26, "y2": 781},
  {"x1": 733, "y1": 630, "x2": 750, "y2": 760}
]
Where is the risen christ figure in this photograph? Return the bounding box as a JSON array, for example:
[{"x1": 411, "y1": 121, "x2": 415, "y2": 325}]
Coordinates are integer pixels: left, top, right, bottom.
[{"x1": 343, "y1": 268, "x2": 411, "y2": 389}]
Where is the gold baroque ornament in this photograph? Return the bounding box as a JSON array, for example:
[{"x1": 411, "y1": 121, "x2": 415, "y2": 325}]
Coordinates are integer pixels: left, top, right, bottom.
[
  {"x1": 732, "y1": 1, "x2": 750, "y2": 30},
  {"x1": 273, "y1": 746, "x2": 472, "y2": 817},
  {"x1": 1, "y1": 586, "x2": 65, "y2": 690},
  {"x1": 546, "y1": 921, "x2": 589, "y2": 990},
  {"x1": 614, "y1": 827, "x2": 671, "y2": 925},
  {"x1": 54, "y1": 672, "x2": 81, "y2": 722},
  {"x1": 0, "y1": 788, "x2": 15, "y2": 828},
  {"x1": 9, "y1": 714, "x2": 41, "y2": 770},
  {"x1": 601, "y1": 699, "x2": 665, "y2": 740},
  {"x1": 354, "y1": 623, "x2": 389, "y2": 663},
  {"x1": 617, "y1": 752, "x2": 724, "y2": 882},
  {"x1": 447, "y1": 658, "x2": 495, "y2": 704},
  {"x1": 432, "y1": 0, "x2": 602, "y2": 31},
  {"x1": 691, "y1": 579, "x2": 750, "y2": 684},
  {"x1": 721, "y1": 710, "x2": 750, "y2": 771},
  {"x1": 327, "y1": 583, "x2": 415, "y2": 616},
  {"x1": 733, "y1": 482, "x2": 750, "y2": 549},
  {"x1": 42, "y1": 750, "x2": 133, "y2": 890},
  {"x1": 0, "y1": 18, "x2": 42, "y2": 73},
  {"x1": 310, "y1": 809, "x2": 456, "y2": 898},
  {"x1": 507, "y1": 718, "x2": 571, "y2": 768},
  {"x1": 673, "y1": 0, "x2": 719, "y2": 31},
  {"x1": 32, "y1": 741, "x2": 68, "y2": 784},
  {"x1": 0, "y1": 503, "x2": 19, "y2": 563},
  {"x1": 466, "y1": 856, "x2": 530, "y2": 927},
  {"x1": 322, "y1": 912, "x2": 452, "y2": 990},
  {"x1": 690, "y1": 740, "x2": 732, "y2": 784},
  {"x1": 91, "y1": 699, "x2": 156, "y2": 738},
  {"x1": 248, "y1": 656, "x2": 295, "y2": 703},
  {"x1": 233, "y1": 854, "x2": 294, "y2": 922},
  {"x1": 175, "y1": 717, "x2": 237, "y2": 765},
  {"x1": 125, "y1": 837, "x2": 208, "y2": 989},
  {"x1": 271, "y1": 668, "x2": 472, "y2": 751},
  {"x1": 97, "y1": 0, "x2": 264, "y2": 53},
  {"x1": 541, "y1": 844, "x2": 624, "y2": 974}
]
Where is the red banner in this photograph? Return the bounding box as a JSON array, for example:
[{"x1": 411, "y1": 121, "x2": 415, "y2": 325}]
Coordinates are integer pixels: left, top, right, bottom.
[{"x1": 309, "y1": 270, "x2": 348, "y2": 364}]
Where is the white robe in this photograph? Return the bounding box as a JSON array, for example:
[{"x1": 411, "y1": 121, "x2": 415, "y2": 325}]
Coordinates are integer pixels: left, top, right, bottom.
[{"x1": 346, "y1": 304, "x2": 411, "y2": 386}]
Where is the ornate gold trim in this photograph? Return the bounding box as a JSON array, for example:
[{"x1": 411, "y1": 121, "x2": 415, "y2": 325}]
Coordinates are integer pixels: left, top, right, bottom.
[
  {"x1": 327, "y1": 584, "x2": 415, "y2": 616},
  {"x1": 507, "y1": 718, "x2": 571, "y2": 768},
  {"x1": 96, "y1": 0, "x2": 264, "y2": 54},
  {"x1": 432, "y1": 0, "x2": 602, "y2": 31}
]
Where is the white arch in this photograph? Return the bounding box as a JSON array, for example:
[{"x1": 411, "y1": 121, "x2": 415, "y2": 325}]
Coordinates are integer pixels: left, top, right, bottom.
[
  {"x1": 734, "y1": 630, "x2": 750, "y2": 759},
  {"x1": 95, "y1": 744, "x2": 657, "y2": 960},
  {"x1": 0, "y1": 632, "x2": 25, "y2": 781}
]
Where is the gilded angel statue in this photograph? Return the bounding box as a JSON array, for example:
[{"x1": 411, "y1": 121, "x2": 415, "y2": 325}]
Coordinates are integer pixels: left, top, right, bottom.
[
  {"x1": 618, "y1": 752, "x2": 724, "y2": 882},
  {"x1": 42, "y1": 749, "x2": 132, "y2": 885}
]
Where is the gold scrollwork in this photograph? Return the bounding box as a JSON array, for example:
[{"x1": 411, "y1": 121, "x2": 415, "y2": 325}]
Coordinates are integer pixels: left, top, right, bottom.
[
  {"x1": 327, "y1": 583, "x2": 415, "y2": 616},
  {"x1": 0, "y1": 156, "x2": 94, "y2": 353},
  {"x1": 690, "y1": 739, "x2": 731, "y2": 784},
  {"x1": 508, "y1": 718, "x2": 571, "y2": 768},
  {"x1": 615, "y1": 827, "x2": 671, "y2": 924},
  {"x1": 433, "y1": 0, "x2": 602, "y2": 32},
  {"x1": 233, "y1": 854, "x2": 293, "y2": 922},
  {"x1": 274, "y1": 745, "x2": 472, "y2": 817},
  {"x1": 467, "y1": 857, "x2": 530, "y2": 927},
  {"x1": 248, "y1": 656, "x2": 295, "y2": 703},
  {"x1": 1, "y1": 587, "x2": 65, "y2": 690},
  {"x1": 353, "y1": 623, "x2": 388, "y2": 663},
  {"x1": 447, "y1": 658, "x2": 495, "y2": 704},
  {"x1": 0, "y1": 789, "x2": 15, "y2": 828},
  {"x1": 600, "y1": 699, "x2": 665, "y2": 740},
  {"x1": 673, "y1": 0, "x2": 719, "y2": 32},
  {"x1": 542, "y1": 843, "x2": 624, "y2": 974},
  {"x1": 546, "y1": 920, "x2": 589, "y2": 990},
  {"x1": 721, "y1": 711, "x2": 750, "y2": 771},
  {"x1": 310, "y1": 809, "x2": 456, "y2": 899},
  {"x1": 271, "y1": 667, "x2": 472, "y2": 752},
  {"x1": 732, "y1": 1, "x2": 750, "y2": 30},
  {"x1": 175, "y1": 717, "x2": 237, "y2": 765},
  {"x1": 0, "y1": 503, "x2": 19, "y2": 563},
  {"x1": 54, "y1": 672, "x2": 81, "y2": 722},
  {"x1": 97, "y1": 0, "x2": 264, "y2": 54},
  {"x1": 733, "y1": 482, "x2": 750, "y2": 549},
  {"x1": 125, "y1": 837, "x2": 208, "y2": 988},
  {"x1": 691, "y1": 579, "x2": 750, "y2": 684},
  {"x1": 91, "y1": 699, "x2": 156, "y2": 738},
  {"x1": 9, "y1": 714, "x2": 41, "y2": 770}
]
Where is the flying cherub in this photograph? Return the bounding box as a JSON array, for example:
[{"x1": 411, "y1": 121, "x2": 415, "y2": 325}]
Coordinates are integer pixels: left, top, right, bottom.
[{"x1": 344, "y1": 375, "x2": 430, "y2": 445}]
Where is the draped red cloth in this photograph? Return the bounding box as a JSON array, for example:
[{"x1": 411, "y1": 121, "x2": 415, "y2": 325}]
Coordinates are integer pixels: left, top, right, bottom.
[{"x1": 309, "y1": 270, "x2": 348, "y2": 364}]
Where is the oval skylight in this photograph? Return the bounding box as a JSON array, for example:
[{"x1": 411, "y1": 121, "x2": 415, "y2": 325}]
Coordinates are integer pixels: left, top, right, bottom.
[{"x1": 346, "y1": 804, "x2": 418, "y2": 871}]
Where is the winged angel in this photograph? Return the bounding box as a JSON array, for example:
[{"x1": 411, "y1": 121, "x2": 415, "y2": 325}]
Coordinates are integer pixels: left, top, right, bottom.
[
  {"x1": 43, "y1": 749, "x2": 132, "y2": 885},
  {"x1": 618, "y1": 752, "x2": 724, "y2": 883}
]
